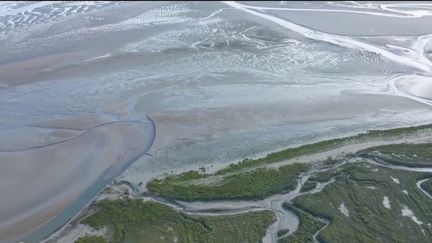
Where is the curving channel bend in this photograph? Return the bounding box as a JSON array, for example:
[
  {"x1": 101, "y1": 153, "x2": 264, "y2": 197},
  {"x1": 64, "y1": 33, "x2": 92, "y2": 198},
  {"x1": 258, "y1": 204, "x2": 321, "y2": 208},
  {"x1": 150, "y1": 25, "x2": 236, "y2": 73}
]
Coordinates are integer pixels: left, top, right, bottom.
[
  {"x1": 0, "y1": 116, "x2": 155, "y2": 243},
  {"x1": 138, "y1": 156, "x2": 432, "y2": 243}
]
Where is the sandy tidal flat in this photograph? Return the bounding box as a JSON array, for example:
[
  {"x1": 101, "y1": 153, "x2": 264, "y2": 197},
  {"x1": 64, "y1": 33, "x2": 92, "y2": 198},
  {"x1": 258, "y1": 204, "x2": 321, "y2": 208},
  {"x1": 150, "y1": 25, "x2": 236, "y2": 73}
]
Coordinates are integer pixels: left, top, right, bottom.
[{"x1": 1, "y1": 1, "x2": 432, "y2": 242}]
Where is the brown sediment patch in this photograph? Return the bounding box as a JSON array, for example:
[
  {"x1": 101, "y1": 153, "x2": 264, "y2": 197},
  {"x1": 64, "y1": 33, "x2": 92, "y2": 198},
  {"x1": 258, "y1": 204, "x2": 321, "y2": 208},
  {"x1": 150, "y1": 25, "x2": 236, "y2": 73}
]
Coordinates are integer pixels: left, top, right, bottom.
[
  {"x1": 30, "y1": 115, "x2": 107, "y2": 130},
  {"x1": 0, "y1": 51, "x2": 90, "y2": 87},
  {"x1": 0, "y1": 118, "x2": 154, "y2": 243}
]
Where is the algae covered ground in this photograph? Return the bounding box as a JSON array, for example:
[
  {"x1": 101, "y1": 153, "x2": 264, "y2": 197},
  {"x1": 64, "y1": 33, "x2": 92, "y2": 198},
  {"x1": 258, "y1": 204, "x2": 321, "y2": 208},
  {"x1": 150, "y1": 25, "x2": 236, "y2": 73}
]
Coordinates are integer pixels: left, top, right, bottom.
[
  {"x1": 291, "y1": 162, "x2": 432, "y2": 243},
  {"x1": 76, "y1": 199, "x2": 275, "y2": 243}
]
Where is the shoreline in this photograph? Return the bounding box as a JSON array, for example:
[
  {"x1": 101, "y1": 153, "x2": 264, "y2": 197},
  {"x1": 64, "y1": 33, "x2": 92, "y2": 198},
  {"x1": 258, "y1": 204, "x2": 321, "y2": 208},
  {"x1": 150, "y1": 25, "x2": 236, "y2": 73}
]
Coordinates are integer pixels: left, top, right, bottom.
[
  {"x1": 53, "y1": 121, "x2": 432, "y2": 242},
  {"x1": 1, "y1": 118, "x2": 156, "y2": 243}
]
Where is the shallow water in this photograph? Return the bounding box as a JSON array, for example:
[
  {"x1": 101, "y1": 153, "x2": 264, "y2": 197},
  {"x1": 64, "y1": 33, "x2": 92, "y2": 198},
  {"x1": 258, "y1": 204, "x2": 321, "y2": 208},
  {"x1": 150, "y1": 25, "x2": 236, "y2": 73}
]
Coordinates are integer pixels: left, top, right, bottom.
[{"x1": 1, "y1": 1, "x2": 432, "y2": 242}]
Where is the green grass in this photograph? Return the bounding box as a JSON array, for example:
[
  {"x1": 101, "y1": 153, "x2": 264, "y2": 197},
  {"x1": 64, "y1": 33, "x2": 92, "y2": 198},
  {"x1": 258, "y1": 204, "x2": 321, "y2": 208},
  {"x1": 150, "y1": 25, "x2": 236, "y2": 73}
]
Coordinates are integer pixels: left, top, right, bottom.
[
  {"x1": 293, "y1": 162, "x2": 432, "y2": 243},
  {"x1": 300, "y1": 181, "x2": 317, "y2": 193},
  {"x1": 279, "y1": 203, "x2": 325, "y2": 243},
  {"x1": 148, "y1": 163, "x2": 310, "y2": 201},
  {"x1": 80, "y1": 123, "x2": 432, "y2": 243},
  {"x1": 364, "y1": 123, "x2": 432, "y2": 137},
  {"x1": 148, "y1": 123, "x2": 432, "y2": 202},
  {"x1": 147, "y1": 122, "x2": 432, "y2": 202},
  {"x1": 147, "y1": 121, "x2": 432, "y2": 201},
  {"x1": 217, "y1": 123, "x2": 432, "y2": 174},
  {"x1": 358, "y1": 143, "x2": 432, "y2": 167},
  {"x1": 81, "y1": 199, "x2": 275, "y2": 243},
  {"x1": 308, "y1": 167, "x2": 342, "y2": 183},
  {"x1": 277, "y1": 229, "x2": 289, "y2": 237},
  {"x1": 75, "y1": 235, "x2": 106, "y2": 243},
  {"x1": 217, "y1": 138, "x2": 349, "y2": 174}
]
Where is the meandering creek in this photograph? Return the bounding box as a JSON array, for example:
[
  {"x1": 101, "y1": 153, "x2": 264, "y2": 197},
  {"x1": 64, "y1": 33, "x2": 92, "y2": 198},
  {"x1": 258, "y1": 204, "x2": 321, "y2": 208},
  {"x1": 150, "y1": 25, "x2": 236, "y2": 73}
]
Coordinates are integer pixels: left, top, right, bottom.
[{"x1": 133, "y1": 149, "x2": 432, "y2": 243}]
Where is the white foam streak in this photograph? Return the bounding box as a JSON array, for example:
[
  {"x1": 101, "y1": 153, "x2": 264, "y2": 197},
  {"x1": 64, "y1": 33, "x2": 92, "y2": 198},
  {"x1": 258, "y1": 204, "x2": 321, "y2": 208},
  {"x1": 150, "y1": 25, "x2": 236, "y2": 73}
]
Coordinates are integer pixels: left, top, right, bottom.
[
  {"x1": 222, "y1": 1, "x2": 432, "y2": 73},
  {"x1": 329, "y1": 2, "x2": 432, "y2": 18},
  {"x1": 232, "y1": 4, "x2": 431, "y2": 18},
  {"x1": 380, "y1": 3, "x2": 432, "y2": 18},
  {"x1": 388, "y1": 75, "x2": 432, "y2": 107},
  {"x1": 83, "y1": 53, "x2": 112, "y2": 63}
]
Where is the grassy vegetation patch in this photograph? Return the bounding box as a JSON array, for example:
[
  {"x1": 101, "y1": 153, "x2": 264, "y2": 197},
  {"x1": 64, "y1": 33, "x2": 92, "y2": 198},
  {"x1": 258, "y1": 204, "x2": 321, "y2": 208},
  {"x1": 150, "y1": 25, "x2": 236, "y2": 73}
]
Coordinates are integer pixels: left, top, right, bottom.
[
  {"x1": 148, "y1": 123, "x2": 432, "y2": 202},
  {"x1": 358, "y1": 143, "x2": 432, "y2": 167},
  {"x1": 308, "y1": 167, "x2": 343, "y2": 183},
  {"x1": 300, "y1": 181, "x2": 317, "y2": 193},
  {"x1": 148, "y1": 163, "x2": 310, "y2": 201},
  {"x1": 217, "y1": 138, "x2": 350, "y2": 174},
  {"x1": 293, "y1": 162, "x2": 432, "y2": 243},
  {"x1": 77, "y1": 124, "x2": 432, "y2": 243},
  {"x1": 75, "y1": 235, "x2": 106, "y2": 243},
  {"x1": 218, "y1": 124, "x2": 432, "y2": 174},
  {"x1": 80, "y1": 199, "x2": 275, "y2": 243}
]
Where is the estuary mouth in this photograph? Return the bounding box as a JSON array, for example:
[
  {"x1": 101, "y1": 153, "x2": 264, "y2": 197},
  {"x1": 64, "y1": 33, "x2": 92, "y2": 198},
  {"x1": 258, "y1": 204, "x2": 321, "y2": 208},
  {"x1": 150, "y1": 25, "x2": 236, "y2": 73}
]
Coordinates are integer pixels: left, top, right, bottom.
[{"x1": 2, "y1": 1, "x2": 432, "y2": 243}]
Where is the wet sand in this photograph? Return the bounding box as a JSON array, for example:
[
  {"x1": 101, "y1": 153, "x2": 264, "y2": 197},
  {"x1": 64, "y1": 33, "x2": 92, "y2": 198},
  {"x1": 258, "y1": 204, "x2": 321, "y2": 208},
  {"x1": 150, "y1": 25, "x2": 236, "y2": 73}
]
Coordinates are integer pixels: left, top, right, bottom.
[
  {"x1": 0, "y1": 118, "x2": 154, "y2": 243},
  {"x1": 1, "y1": 1, "x2": 432, "y2": 242}
]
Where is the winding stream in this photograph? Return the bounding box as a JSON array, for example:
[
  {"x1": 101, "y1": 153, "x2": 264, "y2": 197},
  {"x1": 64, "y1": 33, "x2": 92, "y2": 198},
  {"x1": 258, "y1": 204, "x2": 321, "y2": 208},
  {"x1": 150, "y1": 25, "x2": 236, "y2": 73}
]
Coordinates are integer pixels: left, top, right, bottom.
[
  {"x1": 7, "y1": 1, "x2": 432, "y2": 242},
  {"x1": 130, "y1": 151, "x2": 432, "y2": 243},
  {"x1": 29, "y1": 117, "x2": 156, "y2": 243},
  {"x1": 417, "y1": 179, "x2": 432, "y2": 199}
]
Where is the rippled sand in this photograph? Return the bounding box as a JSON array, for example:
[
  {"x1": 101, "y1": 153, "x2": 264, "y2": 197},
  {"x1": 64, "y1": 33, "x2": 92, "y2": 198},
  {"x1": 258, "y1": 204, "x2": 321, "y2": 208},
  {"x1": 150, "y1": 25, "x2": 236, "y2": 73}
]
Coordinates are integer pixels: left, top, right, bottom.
[{"x1": 1, "y1": 1, "x2": 432, "y2": 242}]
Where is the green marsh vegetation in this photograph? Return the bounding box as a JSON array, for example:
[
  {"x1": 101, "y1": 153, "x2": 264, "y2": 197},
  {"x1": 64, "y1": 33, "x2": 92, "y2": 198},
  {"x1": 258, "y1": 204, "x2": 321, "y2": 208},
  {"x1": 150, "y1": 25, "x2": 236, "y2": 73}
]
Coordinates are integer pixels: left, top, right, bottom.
[
  {"x1": 76, "y1": 124, "x2": 432, "y2": 243},
  {"x1": 358, "y1": 143, "x2": 432, "y2": 167},
  {"x1": 75, "y1": 235, "x2": 106, "y2": 243},
  {"x1": 148, "y1": 123, "x2": 432, "y2": 202},
  {"x1": 293, "y1": 162, "x2": 432, "y2": 243},
  {"x1": 148, "y1": 163, "x2": 310, "y2": 201},
  {"x1": 218, "y1": 123, "x2": 432, "y2": 174},
  {"x1": 279, "y1": 203, "x2": 325, "y2": 243},
  {"x1": 79, "y1": 199, "x2": 275, "y2": 243},
  {"x1": 299, "y1": 181, "x2": 317, "y2": 193}
]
